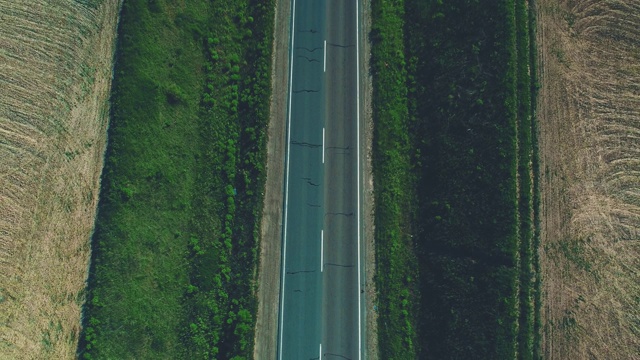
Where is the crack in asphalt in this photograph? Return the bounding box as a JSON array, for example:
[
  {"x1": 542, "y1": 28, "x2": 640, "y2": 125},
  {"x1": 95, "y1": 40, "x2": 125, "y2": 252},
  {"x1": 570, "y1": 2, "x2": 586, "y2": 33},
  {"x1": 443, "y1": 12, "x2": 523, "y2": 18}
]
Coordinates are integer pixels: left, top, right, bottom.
[
  {"x1": 298, "y1": 55, "x2": 320, "y2": 63},
  {"x1": 300, "y1": 176, "x2": 320, "y2": 186},
  {"x1": 324, "y1": 263, "x2": 354, "y2": 268},
  {"x1": 307, "y1": 203, "x2": 321, "y2": 208},
  {"x1": 326, "y1": 212, "x2": 354, "y2": 217},
  {"x1": 296, "y1": 46, "x2": 323, "y2": 52},
  {"x1": 293, "y1": 89, "x2": 319, "y2": 93},
  {"x1": 286, "y1": 269, "x2": 317, "y2": 275},
  {"x1": 327, "y1": 42, "x2": 354, "y2": 48},
  {"x1": 324, "y1": 354, "x2": 352, "y2": 360},
  {"x1": 292, "y1": 140, "x2": 322, "y2": 148}
]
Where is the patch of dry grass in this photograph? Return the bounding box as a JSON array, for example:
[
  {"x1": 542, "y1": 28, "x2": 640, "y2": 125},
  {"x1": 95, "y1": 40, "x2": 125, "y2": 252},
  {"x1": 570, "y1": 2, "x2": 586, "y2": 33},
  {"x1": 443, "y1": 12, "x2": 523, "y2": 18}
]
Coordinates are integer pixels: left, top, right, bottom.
[
  {"x1": 536, "y1": 0, "x2": 640, "y2": 358},
  {"x1": 0, "y1": 0, "x2": 120, "y2": 358}
]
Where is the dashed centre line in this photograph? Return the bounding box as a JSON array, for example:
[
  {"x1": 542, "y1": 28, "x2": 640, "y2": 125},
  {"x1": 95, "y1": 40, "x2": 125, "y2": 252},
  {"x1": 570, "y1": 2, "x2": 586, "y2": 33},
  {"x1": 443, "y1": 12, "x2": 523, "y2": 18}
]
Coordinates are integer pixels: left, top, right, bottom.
[
  {"x1": 321, "y1": 229, "x2": 324, "y2": 272},
  {"x1": 324, "y1": 39, "x2": 327, "y2": 72}
]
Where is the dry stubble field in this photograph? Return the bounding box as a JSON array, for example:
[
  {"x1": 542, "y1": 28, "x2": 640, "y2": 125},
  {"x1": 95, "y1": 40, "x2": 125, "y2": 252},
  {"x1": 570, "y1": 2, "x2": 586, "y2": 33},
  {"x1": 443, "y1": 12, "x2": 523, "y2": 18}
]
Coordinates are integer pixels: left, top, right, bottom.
[
  {"x1": 536, "y1": 0, "x2": 640, "y2": 358},
  {"x1": 0, "y1": 0, "x2": 120, "y2": 358}
]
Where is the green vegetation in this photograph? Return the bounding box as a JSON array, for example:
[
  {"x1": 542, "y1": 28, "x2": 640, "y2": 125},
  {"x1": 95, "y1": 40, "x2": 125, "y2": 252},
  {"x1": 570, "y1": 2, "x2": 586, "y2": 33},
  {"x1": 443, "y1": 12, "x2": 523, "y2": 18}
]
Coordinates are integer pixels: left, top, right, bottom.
[
  {"x1": 370, "y1": 0, "x2": 417, "y2": 358},
  {"x1": 514, "y1": 1, "x2": 537, "y2": 358},
  {"x1": 80, "y1": 0, "x2": 273, "y2": 358},
  {"x1": 371, "y1": 0, "x2": 539, "y2": 358}
]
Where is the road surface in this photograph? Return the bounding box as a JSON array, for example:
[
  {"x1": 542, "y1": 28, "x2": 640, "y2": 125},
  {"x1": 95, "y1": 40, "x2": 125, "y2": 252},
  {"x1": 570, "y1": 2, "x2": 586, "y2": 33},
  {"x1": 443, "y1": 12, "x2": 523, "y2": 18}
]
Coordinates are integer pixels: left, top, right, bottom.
[{"x1": 277, "y1": 0, "x2": 363, "y2": 359}]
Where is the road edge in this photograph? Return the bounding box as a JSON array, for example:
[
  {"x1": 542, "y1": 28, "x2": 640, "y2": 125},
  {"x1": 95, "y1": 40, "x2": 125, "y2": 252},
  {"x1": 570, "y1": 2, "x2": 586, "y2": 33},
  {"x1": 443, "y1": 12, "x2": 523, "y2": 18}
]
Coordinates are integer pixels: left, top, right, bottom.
[
  {"x1": 360, "y1": 0, "x2": 378, "y2": 358},
  {"x1": 253, "y1": 0, "x2": 291, "y2": 357}
]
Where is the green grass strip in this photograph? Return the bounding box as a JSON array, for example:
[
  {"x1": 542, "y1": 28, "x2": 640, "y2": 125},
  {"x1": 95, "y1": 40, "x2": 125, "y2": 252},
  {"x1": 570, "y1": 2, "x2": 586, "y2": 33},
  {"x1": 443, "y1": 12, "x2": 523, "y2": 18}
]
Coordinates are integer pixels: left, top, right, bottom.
[
  {"x1": 382, "y1": 0, "x2": 522, "y2": 358},
  {"x1": 515, "y1": 0, "x2": 537, "y2": 358},
  {"x1": 81, "y1": 1, "x2": 210, "y2": 358},
  {"x1": 370, "y1": 0, "x2": 418, "y2": 358},
  {"x1": 80, "y1": 0, "x2": 273, "y2": 358}
]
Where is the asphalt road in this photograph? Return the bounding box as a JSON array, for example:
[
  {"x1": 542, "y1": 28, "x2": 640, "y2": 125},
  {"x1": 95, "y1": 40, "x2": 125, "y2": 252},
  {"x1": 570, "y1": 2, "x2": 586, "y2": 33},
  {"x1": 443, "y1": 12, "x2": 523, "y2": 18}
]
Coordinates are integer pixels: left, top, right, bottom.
[{"x1": 277, "y1": 0, "x2": 362, "y2": 359}]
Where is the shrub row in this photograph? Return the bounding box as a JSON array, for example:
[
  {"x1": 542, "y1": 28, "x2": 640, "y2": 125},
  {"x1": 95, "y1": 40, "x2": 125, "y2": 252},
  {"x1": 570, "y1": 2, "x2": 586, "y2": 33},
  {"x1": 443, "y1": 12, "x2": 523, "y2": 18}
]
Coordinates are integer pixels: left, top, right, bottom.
[{"x1": 184, "y1": 1, "x2": 273, "y2": 359}]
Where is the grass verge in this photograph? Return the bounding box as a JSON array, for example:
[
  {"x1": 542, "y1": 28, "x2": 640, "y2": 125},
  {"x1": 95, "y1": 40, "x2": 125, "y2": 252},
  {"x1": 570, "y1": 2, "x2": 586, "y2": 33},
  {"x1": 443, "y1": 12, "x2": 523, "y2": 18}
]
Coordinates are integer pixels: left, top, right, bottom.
[
  {"x1": 371, "y1": 0, "x2": 539, "y2": 358},
  {"x1": 79, "y1": 0, "x2": 273, "y2": 358},
  {"x1": 370, "y1": 0, "x2": 418, "y2": 358}
]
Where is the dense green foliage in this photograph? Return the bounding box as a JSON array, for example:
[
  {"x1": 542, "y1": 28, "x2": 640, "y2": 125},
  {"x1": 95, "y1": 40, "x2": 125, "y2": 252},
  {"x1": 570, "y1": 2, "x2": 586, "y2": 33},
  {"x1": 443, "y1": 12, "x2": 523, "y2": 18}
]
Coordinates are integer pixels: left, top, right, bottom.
[
  {"x1": 372, "y1": 0, "x2": 539, "y2": 358},
  {"x1": 80, "y1": 0, "x2": 273, "y2": 358},
  {"x1": 370, "y1": 0, "x2": 418, "y2": 358},
  {"x1": 406, "y1": 1, "x2": 520, "y2": 358}
]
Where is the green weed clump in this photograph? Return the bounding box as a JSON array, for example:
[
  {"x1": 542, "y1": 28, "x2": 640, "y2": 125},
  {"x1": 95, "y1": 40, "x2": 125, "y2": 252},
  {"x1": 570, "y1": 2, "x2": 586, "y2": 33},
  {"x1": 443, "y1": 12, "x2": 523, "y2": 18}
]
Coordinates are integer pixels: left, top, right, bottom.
[{"x1": 79, "y1": 0, "x2": 274, "y2": 359}]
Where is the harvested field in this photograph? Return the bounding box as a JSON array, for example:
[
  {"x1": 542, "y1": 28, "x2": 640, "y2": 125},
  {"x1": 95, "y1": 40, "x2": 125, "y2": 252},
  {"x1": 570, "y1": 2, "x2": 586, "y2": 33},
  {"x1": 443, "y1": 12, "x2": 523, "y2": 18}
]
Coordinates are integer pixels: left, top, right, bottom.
[
  {"x1": 0, "y1": 0, "x2": 120, "y2": 358},
  {"x1": 536, "y1": 0, "x2": 640, "y2": 358}
]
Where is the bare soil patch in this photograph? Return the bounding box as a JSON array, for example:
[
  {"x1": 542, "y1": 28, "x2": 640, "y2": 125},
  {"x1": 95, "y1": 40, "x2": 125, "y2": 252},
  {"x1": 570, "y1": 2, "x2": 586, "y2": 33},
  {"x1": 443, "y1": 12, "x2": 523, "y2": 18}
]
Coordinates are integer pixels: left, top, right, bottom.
[
  {"x1": 0, "y1": 1, "x2": 120, "y2": 358},
  {"x1": 536, "y1": 0, "x2": 640, "y2": 358}
]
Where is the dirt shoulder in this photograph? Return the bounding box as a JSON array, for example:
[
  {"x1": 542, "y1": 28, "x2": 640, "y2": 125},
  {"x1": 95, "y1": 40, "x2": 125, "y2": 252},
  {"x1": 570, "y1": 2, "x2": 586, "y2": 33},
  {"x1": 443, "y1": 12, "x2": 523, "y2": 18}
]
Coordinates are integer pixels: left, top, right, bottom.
[
  {"x1": 0, "y1": 1, "x2": 120, "y2": 358},
  {"x1": 360, "y1": 0, "x2": 378, "y2": 358},
  {"x1": 253, "y1": 0, "x2": 290, "y2": 357},
  {"x1": 536, "y1": 0, "x2": 640, "y2": 358}
]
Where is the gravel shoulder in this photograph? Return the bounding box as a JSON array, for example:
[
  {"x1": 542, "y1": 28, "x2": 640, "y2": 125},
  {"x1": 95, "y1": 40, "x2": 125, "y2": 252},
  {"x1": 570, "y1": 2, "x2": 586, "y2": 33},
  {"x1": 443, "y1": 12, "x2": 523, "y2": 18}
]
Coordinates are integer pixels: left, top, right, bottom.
[
  {"x1": 253, "y1": 0, "x2": 290, "y2": 357},
  {"x1": 360, "y1": 0, "x2": 378, "y2": 358}
]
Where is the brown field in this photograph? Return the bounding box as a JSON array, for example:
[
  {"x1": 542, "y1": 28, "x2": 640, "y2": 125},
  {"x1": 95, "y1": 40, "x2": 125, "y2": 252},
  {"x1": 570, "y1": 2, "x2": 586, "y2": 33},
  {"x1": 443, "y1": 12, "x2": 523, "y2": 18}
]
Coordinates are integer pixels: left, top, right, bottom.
[
  {"x1": 536, "y1": 0, "x2": 640, "y2": 358},
  {"x1": 0, "y1": 0, "x2": 120, "y2": 358}
]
